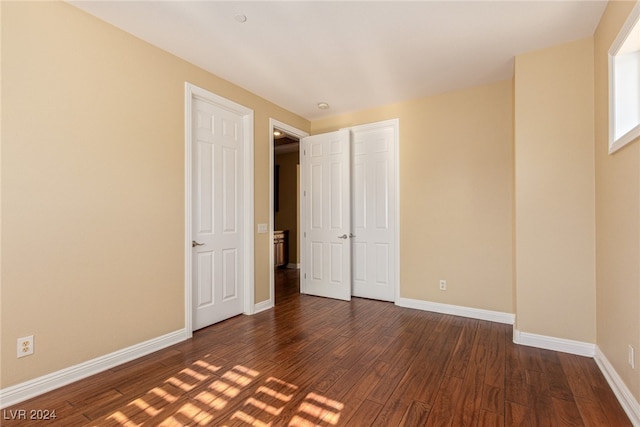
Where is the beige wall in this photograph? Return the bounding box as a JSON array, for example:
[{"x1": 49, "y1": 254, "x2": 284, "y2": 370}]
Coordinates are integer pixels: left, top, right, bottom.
[
  {"x1": 275, "y1": 151, "x2": 299, "y2": 264},
  {"x1": 0, "y1": 1, "x2": 309, "y2": 387},
  {"x1": 312, "y1": 80, "x2": 514, "y2": 314},
  {"x1": 594, "y1": 0, "x2": 640, "y2": 402},
  {"x1": 514, "y1": 38, "x2": 596, "y2": 343}
]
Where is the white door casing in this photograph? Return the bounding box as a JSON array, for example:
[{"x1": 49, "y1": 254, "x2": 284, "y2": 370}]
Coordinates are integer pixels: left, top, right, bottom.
[
  {"x1": 300, "y1": 130, "x2": 352, "y2": 301},
  {"x1": 351, "y1": 120, "x2": 398, "y2": 302},
  {"x1": 266, "y1": 119, "x2": 308, "y2": 311},
  {"x1": 185, "y1": 83, "x2": 254, "y2": 333}
]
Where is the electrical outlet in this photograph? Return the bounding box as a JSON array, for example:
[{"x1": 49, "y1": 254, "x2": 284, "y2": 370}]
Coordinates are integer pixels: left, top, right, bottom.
[
  {"x1": 17, "y1": 335, "x2": 34, "y2": 358},
  {"x1": 439, "y1": 280, "x2": 447, "y2": 291},
  {"x1": 629, "y1": 345, "x2": 635, "y2": 369}
]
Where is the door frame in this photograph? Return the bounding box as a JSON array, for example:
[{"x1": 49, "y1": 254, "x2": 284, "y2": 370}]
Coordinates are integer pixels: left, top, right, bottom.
[
  {"x1": 184, "y1": 82, "x2": 255, "y2": 335},
  {"x1": 268, "y1": 119, "x2": 308, "y2": 306}
]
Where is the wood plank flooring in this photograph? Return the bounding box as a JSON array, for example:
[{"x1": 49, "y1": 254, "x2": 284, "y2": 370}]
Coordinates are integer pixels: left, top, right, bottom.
[{"x1": 2, "y1": 269, "x2": 631, "y2": 426}]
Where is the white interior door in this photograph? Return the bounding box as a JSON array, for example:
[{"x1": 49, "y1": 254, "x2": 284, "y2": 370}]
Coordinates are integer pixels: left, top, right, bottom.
[
  {"x1": 351, "y1": 122, "x2": 397, "y2": 301},
  {"x1": 192, "y1": 97, "x2": 244, "y2": 330},
  {"x1": 301, "y1": 130, "x2": 352, "y2": 301}
]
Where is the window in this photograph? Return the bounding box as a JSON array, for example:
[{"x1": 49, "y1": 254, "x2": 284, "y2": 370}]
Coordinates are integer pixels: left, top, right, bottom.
[{"x1": 609, "y1": 2, "x2": 640, "y2": 154}]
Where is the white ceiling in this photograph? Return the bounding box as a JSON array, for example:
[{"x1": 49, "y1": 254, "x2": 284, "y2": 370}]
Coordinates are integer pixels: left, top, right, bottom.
[{"x1": 69, "y1": 1, "x2": 608, "y2": 120}]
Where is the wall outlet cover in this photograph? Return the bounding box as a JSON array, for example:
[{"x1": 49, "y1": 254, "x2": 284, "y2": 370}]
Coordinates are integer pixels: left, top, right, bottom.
[{"x1": 17, "y1": 335, "x2": 34, "y2": 358}]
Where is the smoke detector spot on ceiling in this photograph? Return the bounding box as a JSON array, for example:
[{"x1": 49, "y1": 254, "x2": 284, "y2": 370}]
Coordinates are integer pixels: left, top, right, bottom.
[
  {"x1": 235, "y1": 14, "x2": 247, "y2": 23},
  {"x1": 317, "y1": 102, "x2": 330, "y2": 110}
]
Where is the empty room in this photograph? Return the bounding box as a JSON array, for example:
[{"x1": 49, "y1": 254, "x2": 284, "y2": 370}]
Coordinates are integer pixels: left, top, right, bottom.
[{"x1": 1, "y1": 0, "x2": 639, "y2": 425}]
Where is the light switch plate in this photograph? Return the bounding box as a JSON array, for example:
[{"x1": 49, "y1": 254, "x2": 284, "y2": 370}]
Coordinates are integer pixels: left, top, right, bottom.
[{"x1": 257, "y1": 223, "x2": 268, "y2": 234}]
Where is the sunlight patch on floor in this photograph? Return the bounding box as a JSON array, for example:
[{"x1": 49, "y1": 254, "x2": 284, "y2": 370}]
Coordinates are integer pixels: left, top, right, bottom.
[
  {"x1": 166, "y1": 366, "x2": 210, "y2": 392},
  {"x1": 230, "y1": 409, "x2": 272, "y2": 427},
  {"x1": 101, "y1": 359, "x2": 344, "y2": 426},
  {"x1": 244, "y1": 396, "x2": 284, "y2": 416},
  {"x1": 106, "y1": 410, "x2": 138, "y2": 427},
  {"x1": 130, "y1": 396, "x2": 161, "y2": 417},
  {"x1": 161, "y1": 402, "x2": 201, "y2": 426},
  {"x1": 150, "y1": 386, "x2": 178, "y2": 404},
  {"x1": 193, "y1": 359, "x2": 222, "y2": 374},
  {"x1": 290, "y1": 392, "x2": 344, "y2": 426}
]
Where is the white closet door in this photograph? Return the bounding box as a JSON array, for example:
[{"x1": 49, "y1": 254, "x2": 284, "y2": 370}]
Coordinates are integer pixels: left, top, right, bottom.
[
  {"x1": 351, "y1": 122, "x2": 397, "y2": 302},
  {"x1": 300, "y1": 130, "x2": 352, "y2": 301}
]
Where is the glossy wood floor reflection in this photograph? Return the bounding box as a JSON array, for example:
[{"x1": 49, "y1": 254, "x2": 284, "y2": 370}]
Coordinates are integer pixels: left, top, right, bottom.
[{"x1": 4, "y1": 269, "x2": 631, "y2": 426}]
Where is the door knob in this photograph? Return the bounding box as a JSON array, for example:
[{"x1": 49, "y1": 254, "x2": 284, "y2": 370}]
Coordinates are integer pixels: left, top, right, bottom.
[
  {"x1": 192, "y1": 241, "x2": 205, "y2": 247},
  {"x1": 337, "y1": 234, "x2": 348, "y2": 239}
]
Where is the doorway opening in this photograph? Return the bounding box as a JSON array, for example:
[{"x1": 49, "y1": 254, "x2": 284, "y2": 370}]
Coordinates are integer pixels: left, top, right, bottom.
[{"x1": 269, "y1": 120, "x2": 308, "y2": 306}]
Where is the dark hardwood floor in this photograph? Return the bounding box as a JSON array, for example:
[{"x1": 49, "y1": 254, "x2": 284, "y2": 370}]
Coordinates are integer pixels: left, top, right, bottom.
[{"x1": 3, "y1": 269, "x2": 631, "y2": 426}]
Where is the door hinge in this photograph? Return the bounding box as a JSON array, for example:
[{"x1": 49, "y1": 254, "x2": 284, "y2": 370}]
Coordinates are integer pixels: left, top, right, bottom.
[
  {"x1": 304, "y1": 273, "x2": 307, "y2": 279},
  {"x1": 304, "y1": 232, "x2": 306, "y2": 238}
]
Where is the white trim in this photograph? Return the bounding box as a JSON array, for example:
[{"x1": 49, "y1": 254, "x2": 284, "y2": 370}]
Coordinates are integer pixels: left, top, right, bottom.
[
  {"x1": 610, "y1": 124, "x2": 640, "y2": 154},
  {"x1": 253, "y1": 299, "x2": 274, "y2": 314},
  {"x1": 512, "y1": 329, "x2": 595, "y2": 357},
  {"x1": 244, "y1": 112, "x2": 255, "y2": 316},
  {"x1": 184, "y1": 85, "x2": 194, "y2": 337},
  {"x1": 393, "y1": 120, "x2": 400, "y2": 304},
  {"x1": 300, "y1": 136, "x2": 308, "y2": 295},
  {"x1": 395, "y1": 297, "x2": 515, "y2": 325},
  {"x1": 608, "y1": 1, "x2": 640, "y2": 154},
  {"x1": 594, "y1": 346, "x2": 640, "y2": 426},
  {"x1": 268, "y1": 119, "x2": 308, "y2": 307},
  {"x1": 0, "y1": 329, "x2": 187, "y2": 409},
  {"x1": 185, "y1": 82, "x2": 255, "y2": 330}
]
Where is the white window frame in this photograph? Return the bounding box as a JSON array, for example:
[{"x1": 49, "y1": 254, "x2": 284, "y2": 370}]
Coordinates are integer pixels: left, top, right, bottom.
[{"x1": 608, "y1": 1, "x2": 640, "y2": 154}]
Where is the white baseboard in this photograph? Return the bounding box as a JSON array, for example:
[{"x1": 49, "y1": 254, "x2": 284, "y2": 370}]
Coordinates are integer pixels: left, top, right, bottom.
[
  {"x1": 253, "y1": 299, "x2": 274, "y2": 314},
  {"x1": 0, "y1": 329, "x2": 188, "y2": 409},
  {"x1": 395, "y1": 297, "x2": 515, "y2": 325},
  {"x1": 594, "y1": 346, "x2": 640, "y2": 426},
  {"x1": 512, "y1": 329, "x2": 595, "y2": 357}
]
